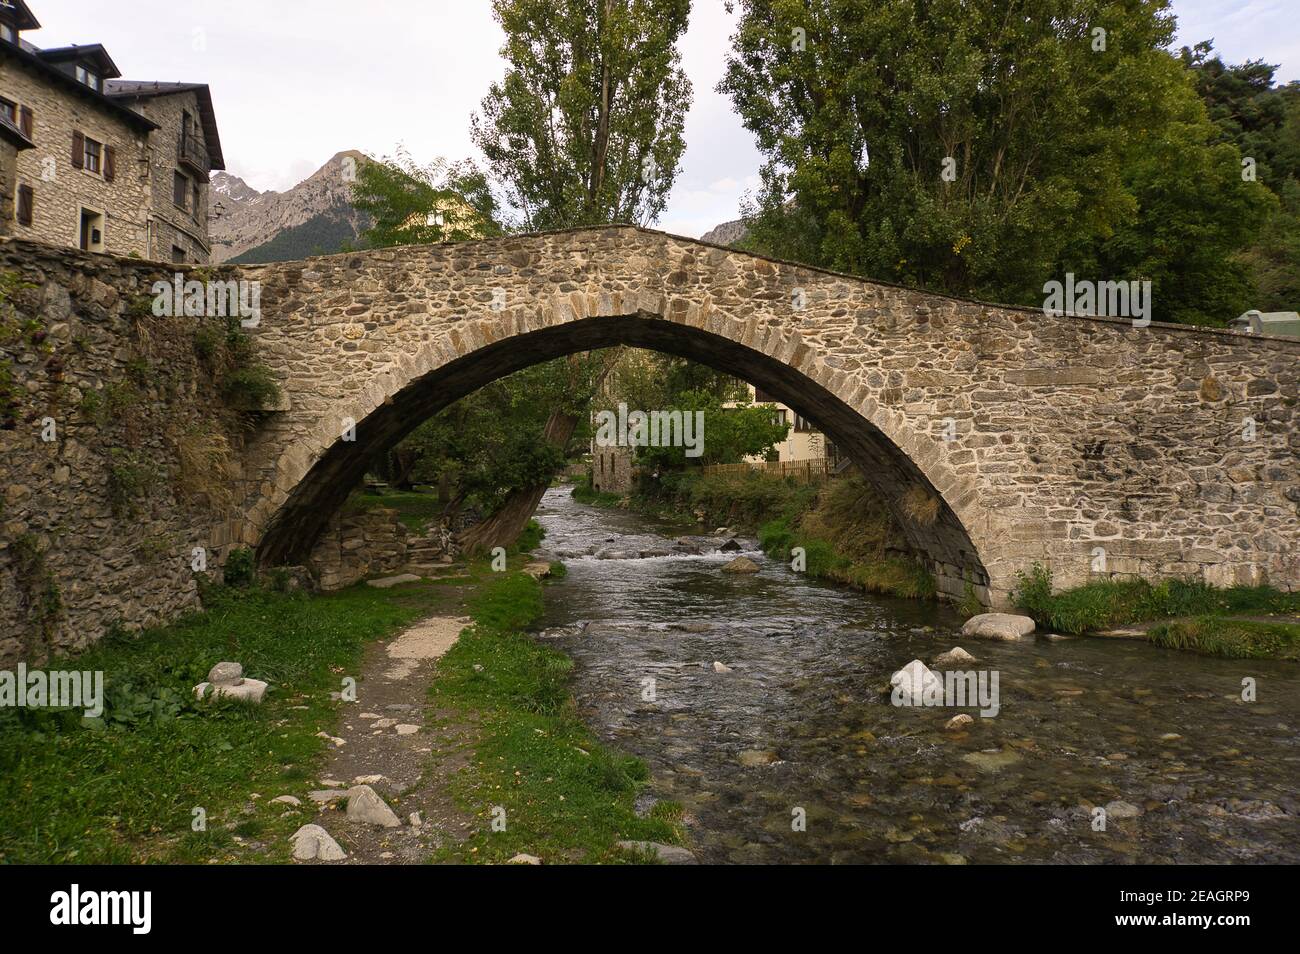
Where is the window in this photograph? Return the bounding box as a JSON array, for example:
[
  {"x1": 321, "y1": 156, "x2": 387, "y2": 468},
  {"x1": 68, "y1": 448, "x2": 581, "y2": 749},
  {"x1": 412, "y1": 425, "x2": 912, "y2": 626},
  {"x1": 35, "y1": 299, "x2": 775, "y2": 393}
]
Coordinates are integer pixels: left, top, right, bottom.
[
  {"x1": 0, "y1": 24, "x2": 16, "y2": 44},
  {"x1": 0, "y1": 97, "x2": 14, "y2": 125},
  {"x1": 16, "y1": 184, "x2": 33, "y2": 226},
  {"x1": 83, "y1": 136, "x2": 102, "y2": 174},
  {"x1": 79, "y1": 208, "x2": 105, "y2": 252},
  {"x1": 173, "y1": 171, "x2": 188, "y2": 208},
  {"x1": 191, "y1": 181, "x2": 201, "y2": 217},
  {"x1": 172, "y1": 245, "x2": 187, "y2": 264},
  {"x1": 75, "y1": 65, "x2": 100, "y2": 91}
]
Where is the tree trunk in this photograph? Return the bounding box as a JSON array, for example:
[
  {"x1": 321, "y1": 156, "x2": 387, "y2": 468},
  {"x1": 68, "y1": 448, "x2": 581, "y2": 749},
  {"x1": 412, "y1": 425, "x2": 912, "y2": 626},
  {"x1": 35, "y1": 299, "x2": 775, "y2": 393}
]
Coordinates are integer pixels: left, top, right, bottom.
[{"x1": 456, "y1": 408, "x2": 579, "y2": 556}]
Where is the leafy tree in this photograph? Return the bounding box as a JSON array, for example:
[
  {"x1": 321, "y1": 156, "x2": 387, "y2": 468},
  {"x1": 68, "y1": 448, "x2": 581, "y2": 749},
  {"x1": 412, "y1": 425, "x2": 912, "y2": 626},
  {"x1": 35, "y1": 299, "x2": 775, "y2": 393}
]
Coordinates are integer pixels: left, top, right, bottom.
[
  {"x1": 634, "y1": 390, "x2": 791, "y2": 470},
  {"x1": 350, "y1": 148, "x2": 505, "y2": 247},
  {"x1": 720, "y1": 0, "x2": 1272, "y2": 323},
  {"x1": 472, "y1": 0, "x2": 692, "y2": 228}
]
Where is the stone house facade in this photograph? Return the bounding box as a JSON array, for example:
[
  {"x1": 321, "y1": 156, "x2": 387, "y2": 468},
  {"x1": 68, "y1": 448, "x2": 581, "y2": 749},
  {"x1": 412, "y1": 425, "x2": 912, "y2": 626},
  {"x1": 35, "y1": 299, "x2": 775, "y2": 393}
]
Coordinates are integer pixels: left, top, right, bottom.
[{"x1": 0, "y1": 1, "x2": 223, "y2": 262}]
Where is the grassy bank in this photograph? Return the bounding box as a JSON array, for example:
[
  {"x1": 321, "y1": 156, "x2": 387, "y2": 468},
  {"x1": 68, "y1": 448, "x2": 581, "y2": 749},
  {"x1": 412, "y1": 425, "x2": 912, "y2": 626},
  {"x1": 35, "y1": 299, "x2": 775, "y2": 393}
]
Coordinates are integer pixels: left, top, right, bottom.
[
  {"x1": 1013, "y1": 564, "x2": 1300, "y2": 659},
  {"x1": 0, "y1": 579, "x2": 457, "y2": 864},
  {"x1": 428, "y1": 571, "x2": 685, "y2": 863},
  {"x1": 573, "y1": 469, "x2": 936, "y2": 601}
]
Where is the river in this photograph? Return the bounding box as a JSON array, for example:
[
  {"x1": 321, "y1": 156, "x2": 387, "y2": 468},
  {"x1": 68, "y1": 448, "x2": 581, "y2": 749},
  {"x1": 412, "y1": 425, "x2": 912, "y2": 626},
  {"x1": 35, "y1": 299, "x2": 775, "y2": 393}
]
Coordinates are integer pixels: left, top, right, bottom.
[{"x1": 533, "y1": 486, "x2": 1300, "y2": 864}]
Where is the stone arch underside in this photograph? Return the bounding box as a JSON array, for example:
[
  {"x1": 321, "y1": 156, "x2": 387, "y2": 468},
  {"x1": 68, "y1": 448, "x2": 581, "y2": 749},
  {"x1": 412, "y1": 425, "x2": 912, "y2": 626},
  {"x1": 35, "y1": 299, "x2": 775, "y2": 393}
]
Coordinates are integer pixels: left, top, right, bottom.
[{"x1": 253, "y1": 314, "x2": 992, "y2": 602}]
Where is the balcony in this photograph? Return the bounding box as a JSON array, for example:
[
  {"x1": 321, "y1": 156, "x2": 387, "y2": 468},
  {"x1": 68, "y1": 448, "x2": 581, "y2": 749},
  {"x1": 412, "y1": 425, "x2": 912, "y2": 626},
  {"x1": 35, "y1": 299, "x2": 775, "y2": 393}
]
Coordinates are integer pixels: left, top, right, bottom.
[{"x1": 177, "y1": 132, "x2": 209, "y2": 177}]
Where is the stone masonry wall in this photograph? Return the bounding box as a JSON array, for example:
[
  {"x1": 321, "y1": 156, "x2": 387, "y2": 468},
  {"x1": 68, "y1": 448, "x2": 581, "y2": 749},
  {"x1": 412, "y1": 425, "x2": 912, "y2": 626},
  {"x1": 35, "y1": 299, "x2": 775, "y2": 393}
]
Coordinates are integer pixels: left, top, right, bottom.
[{"x1": 307, "y1": 506, "x2": 408, "y2": 591}]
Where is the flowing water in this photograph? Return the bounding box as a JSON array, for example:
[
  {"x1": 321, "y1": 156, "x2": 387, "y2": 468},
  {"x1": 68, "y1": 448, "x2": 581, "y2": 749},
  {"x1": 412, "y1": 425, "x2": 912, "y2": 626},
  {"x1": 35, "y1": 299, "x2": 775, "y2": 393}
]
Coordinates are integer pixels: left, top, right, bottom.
[{"x1": 534, "y1": 486, "x2": 1300, "y2": 864}]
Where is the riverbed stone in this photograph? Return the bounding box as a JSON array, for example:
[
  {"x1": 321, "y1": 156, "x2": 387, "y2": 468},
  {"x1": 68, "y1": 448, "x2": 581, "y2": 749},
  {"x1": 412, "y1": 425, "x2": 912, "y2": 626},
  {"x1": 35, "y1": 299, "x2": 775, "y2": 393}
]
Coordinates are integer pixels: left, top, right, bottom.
[
  {"x1": 933, "y1": 647, "x2": 978, "y2": 667},
  {"x1": 961, "y1": 749, "x2": 1023, "y2": 773},
  {"x1": 961, "y1": 613, "x2": 1036, "y2": 641},
  {"x1": 345, "y1": 784, "x2": 401, "y2": 828},
  {"x1": 713, "y1": 661, "x2": 733, "y2": 673},
  {"x1": 291, "y1": 824, "x2": 347, "y2": 861},
  {"x1": 1104, "y1": 800, "x2": 1143, "y2": 819},
  {"x1": 721, "y1": 556, "x2": 760, "y2": 574},
  {"x1": 890, "y1": 659, "x2": 941, "y2": 707},
  {"x1": 945, "y1": 714, "x2": 975, "y2": 731}
]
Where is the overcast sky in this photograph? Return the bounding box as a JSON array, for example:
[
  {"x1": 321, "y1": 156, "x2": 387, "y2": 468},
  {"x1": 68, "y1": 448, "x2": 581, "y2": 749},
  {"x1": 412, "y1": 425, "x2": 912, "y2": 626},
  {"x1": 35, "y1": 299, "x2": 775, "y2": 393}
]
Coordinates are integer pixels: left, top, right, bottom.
[{"x1": 25, "y1": 0, "x2": 1300, "y2": 237}]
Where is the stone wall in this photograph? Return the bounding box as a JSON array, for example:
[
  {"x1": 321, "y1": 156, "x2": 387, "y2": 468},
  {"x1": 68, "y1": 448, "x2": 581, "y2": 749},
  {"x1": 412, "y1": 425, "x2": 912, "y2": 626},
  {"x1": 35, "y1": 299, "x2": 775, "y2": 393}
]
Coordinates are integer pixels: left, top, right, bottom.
[
  {"x1": 306, "y1": 506, "x2": 408, "y2": 591},
  {"x1": 591, "y1": 446, "x2": 635, "y2": 493},
  {"x1": 0, "y1": 239, "x2": 256, "y2": 663}
]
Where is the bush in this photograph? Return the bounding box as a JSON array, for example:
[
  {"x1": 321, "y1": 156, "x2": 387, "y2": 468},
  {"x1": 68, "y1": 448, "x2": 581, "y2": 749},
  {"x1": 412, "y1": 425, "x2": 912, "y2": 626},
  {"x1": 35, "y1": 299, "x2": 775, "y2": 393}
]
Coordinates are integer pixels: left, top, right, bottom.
[
  {"x1": 222, "y1": 547, "x2": 256, "y2": 588},
  {"x1": 221, "y1": 366, "x2": 280, "y2": 411}
]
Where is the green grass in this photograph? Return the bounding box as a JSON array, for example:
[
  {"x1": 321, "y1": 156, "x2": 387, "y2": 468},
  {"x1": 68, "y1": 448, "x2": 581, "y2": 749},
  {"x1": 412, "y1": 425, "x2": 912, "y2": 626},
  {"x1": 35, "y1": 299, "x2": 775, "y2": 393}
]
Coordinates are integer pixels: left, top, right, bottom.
[
  {"x1": 428, "y1": 572, "x2": 685, "y2": 864},
  {"x1": 570, "y1": 474, "x2": 624, "y2": 507},
  {"x1": 1012, "y1": 563, "x2": 1300, "y2": 635},
  {"x1": 344, "y1": 487, "x2": 448, "y2": 533},
  {"x1": 1147, "y1": 617, "x2": 1300, "y2": 660},
  {"x1": 0, "y1": 581, "x2": 454, "y2": 864}
]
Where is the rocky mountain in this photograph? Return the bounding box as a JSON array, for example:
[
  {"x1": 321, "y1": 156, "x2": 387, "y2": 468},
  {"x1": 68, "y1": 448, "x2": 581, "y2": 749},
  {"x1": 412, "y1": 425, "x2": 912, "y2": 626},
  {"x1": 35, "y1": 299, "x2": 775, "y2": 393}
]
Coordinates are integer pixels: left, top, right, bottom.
[
  {"x1": 699, "y1": 216, "x2": 749, "y2": 247},
  {"x1": 209, "y1": 150, "x2": 370, "y2": 263}
]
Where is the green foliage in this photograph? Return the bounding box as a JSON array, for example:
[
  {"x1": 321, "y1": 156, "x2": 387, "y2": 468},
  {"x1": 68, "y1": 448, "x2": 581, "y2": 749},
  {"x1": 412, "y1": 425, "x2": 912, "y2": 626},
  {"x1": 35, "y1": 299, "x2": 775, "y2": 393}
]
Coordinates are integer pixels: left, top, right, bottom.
[
  {"x1": 514, "y1": 518, "x2": 545, "y2": 553},
  {"x1": 1147, "y1": 617, "x2": 1300, "y2": 661},
  {"x1": 722, "y1": 1, "x2": 1272, "y2": 324},
  {"x1": 220, "y1": 365, "x2": 280, "y2": 412},
  {"x1": 10, "y1": 534, "x2": 62, "y2": 646},
  {"x1": 472, "y1": 0, "x2": 692, "y2": 229},
  {"x1": 628, "y1": 389, "x2": 790, "y2": 470},
  {"x1": 570, "y1": 473, "x2": 623, "y2": 507},
  {"x1": 351, "y1": 149, "x2": 504, "y2": 249},
  {"x1": 1012, "y1": 563, "x2": 1300, "y2": 634},
  {"x1": 107, "y1": 448, "x2": 162, "y2": 517},
  {"x1": 222, "y1": 547, "x2": 256, "y2": 588}
]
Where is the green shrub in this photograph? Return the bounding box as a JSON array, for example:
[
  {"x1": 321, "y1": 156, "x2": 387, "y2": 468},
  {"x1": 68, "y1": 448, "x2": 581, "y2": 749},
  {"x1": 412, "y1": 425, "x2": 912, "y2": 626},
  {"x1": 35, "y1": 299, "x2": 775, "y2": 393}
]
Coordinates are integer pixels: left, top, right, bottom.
[
  {"x1": 221, "y1": 365, "x2": 280, "y2": 411},
  {"x1": 222, "y1": 547, "x2": 256, "y2": 588},
  {"x1": 107, "y1": 448, "x2": 162, "y2": 516}
]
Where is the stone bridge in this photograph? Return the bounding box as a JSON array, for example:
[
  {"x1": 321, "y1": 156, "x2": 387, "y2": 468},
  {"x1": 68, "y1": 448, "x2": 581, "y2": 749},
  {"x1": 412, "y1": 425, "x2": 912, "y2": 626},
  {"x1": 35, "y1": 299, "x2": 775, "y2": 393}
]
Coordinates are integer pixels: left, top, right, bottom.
[
  {"x1": 233, "y1": 226, "x2": 1299, "y2": 604},
  {"x1": 1, "y1": 227, "x2": 1297, "y2": 659}
]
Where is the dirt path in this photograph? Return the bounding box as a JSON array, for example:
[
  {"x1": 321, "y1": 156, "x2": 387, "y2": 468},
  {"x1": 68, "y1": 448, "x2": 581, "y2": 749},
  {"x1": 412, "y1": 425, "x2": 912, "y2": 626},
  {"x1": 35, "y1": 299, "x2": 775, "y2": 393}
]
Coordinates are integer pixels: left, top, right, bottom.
[{"x1": 302, "y1": 610, "x2": 480, "y2": 864}]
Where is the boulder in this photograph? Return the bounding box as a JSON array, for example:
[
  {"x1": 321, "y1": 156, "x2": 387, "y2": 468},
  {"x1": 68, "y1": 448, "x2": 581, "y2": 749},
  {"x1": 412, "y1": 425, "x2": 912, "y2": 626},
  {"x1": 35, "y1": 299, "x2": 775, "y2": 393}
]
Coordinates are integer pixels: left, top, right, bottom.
[
  {"x1": 712, "y1": 661, "x2": 733, "y2": 673},
  {"x1": 194, "y1": 661, "x2": 268, "y2": 704},
  {"x1": 718, "y1": 538, "x2": 742, "y2": 553},
  {"x1": 521, "y1": 562, "x2": 552, "y2": 579},
  {"x1": 890, "y1": 659, "x2": 940, "y2": 707},
  {"x1": 945, "y1": 714, "x2": 974, "y2": 731},
  {"x1": 291, "y1": 824, "x2": 347, "y2": 861},
  {"x1": 616, "y1": 840, "x2": 699, "y2": 865},
  {"x1": 961, "y1": 613, "x2": 1035, "y2": 641},
  {"x1": 509, "y1": 853, "x2": 542, "y2": 865},
  {"x1": 721, "y1": 556, "x2": 760, "y2": 574},
  {"x1": 345, "y1": 784, "x2": 401, "y2": 828},
  {"x1": 207, "y1": 661, "x2": 243, "y2": 685},
  {"x1": 933, "y1": 646, "x2": 977, "y2": 667}
]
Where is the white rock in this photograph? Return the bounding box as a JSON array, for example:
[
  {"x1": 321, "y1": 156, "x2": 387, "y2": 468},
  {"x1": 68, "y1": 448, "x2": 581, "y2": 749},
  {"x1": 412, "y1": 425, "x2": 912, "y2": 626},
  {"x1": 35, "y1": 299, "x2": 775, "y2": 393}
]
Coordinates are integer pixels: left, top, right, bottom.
[
  {"x1": 890, "y1": 659, "x2": 941, "y2": 706},
  {"x1": 353, "y1": 774, "x2": 384, "y2": 784},
  {"x1": 194, "y1": 678, "x2": 268, "y2": 704},
  {"x1": 409, "y1": 812, "x2": 422, "y2": 827},
  {"x1": 961, "y1": 613, "x2": 1036, "y2": 641},
  {"x1": 712, "y1": 661, "x2": 732, "y2": 673},
  {"x1": 308, "y1": 790, "x2": 344, "y2": 805},
  {"x1": 270, "y1": 795, "x2": 302, "y2": 806},
  {"x1": 522, "y1": 562, "x2": 552, "y2": 579},
  {"x1": 366, "y1": 573, "x2": 422, "y2": 589},
  {"x1": 345, "y1": 784, "x2": 402, "y2": 828},
  {"x1": 315, "y1": 732, "x2": 345, "y2": 747},
  {"x1": 508, "y1": 853, "x2": 542, "y2": 865},
  {"x1": 207, "y1": 661, "x2": 244, "y2": 685},
  {"x1": 291, "y1": 824, "x2": 346, "y2": 861},
  {"x1": 395, "y1": 723, "x2": 420, "y2": 735},
  {"x1": 933, "y1": 647, "x2": 977, "y2": 667},
  {"x1": 945, "y1": 714, "x2": 974, "y2": 731}
]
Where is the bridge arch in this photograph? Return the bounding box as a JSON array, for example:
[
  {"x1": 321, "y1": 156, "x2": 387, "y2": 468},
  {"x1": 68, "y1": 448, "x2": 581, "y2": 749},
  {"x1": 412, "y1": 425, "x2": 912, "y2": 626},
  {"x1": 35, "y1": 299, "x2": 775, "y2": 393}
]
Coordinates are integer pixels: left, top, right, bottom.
[{"x1": 250, "y1": 308, "x2": 993, "y2": 601}]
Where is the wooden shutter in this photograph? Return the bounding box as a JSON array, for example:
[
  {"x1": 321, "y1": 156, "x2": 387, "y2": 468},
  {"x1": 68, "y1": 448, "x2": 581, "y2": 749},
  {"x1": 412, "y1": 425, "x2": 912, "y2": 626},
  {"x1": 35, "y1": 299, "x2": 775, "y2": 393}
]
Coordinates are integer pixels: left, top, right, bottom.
[
  {"x1": 71, "y1": 130, "x2": 84, "y2": 169},
  {"x1": 104, "y1": 145, "x2": 115, "y2": 182},
  {"x1": 18, "y1": 106, "x2": 32, "y2": 139},
  {"x1": 16, "y1": 184, "x2": 32, "y2": 226}
]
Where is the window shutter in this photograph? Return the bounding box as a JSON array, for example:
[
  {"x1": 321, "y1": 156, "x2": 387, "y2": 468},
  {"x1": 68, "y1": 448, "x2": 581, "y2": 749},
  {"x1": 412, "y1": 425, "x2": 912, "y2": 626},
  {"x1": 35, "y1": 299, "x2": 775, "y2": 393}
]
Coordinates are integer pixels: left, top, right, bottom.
[
  {"x1": 18, "y1": 106, "x2": 32, "y2": 139},
  {"x1": 104, "y1": 145, "x2": 116, "y2": 182},
  {"x1": 16, "y1": 184, "x2": 32, "y2": 226},
  {"x1": 71, "y1": 130, "x2": 84, "y2": 169}
]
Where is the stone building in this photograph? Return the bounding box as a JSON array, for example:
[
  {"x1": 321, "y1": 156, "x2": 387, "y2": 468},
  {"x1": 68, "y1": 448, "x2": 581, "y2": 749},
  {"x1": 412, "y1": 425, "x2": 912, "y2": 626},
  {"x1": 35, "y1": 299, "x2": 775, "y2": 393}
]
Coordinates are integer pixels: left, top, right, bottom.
[{"x1": 0, "y1": 1, "x2": 223, "y2": 262}]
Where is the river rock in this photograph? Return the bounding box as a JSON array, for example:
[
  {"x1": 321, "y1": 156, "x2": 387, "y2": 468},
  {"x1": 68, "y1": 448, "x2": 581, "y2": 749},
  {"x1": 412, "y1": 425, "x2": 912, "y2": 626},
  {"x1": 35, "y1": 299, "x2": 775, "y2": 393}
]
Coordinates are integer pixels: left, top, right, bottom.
[
  {"x1": 961, "y1": 749, "x2": 1023, "y2": 773},
  {"x1": 739, "y1": 749, "x2": 779, "y2": 766},
  {"x1": 718, "y1": 538, "x2": 742, "y2": 552},
  {"x1": 291, "y1": 824, "x2": 346, "y2": 861},
  {"x1": 522, "y1": 562, "x2": 552, "y2": 579},
  {"x1": 616, "y1": 840, "x2": 699, "y2": 865},
  {"x1": 945, "y1": 714, "x2": 975, "y2": 731},
  {"x1": 721, "y1": 556, "x2": 760, "y2": 574},
  {"x1": 345, "y1": 784, "x2": 401, "y2": 828},
  {"x1": 1104, "y1": 800, "x2": 1143, "y2": 819},
  {"x1": 961, "y1": 613, "x2": 1036, "y2": 641},
  {"x1": 509, "y1": 853, "x2": 542, "y2": 865},
  {"x1": 712, "y1": 661, "x2": 733, "y2": 673},
  {"x1": 933, "y1": 647, "x2": 977, "y2": 667},
  {"x1": 890, "y1": 659, "x2": 940, "y2": 706}
]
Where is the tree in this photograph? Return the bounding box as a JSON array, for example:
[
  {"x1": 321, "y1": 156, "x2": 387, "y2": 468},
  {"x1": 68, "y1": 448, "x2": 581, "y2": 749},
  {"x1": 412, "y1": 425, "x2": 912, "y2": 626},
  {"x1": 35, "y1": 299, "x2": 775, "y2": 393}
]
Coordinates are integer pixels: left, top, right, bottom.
[
  {"x1": 350, "y1": 149, "x2": 504, "y2": 247},
  {"x1": 720, "y1": 0, "x2": 1272, "y2": 323},
  {"x1": 471, "y1": 0, "x2": 692, "y2": 229}
]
